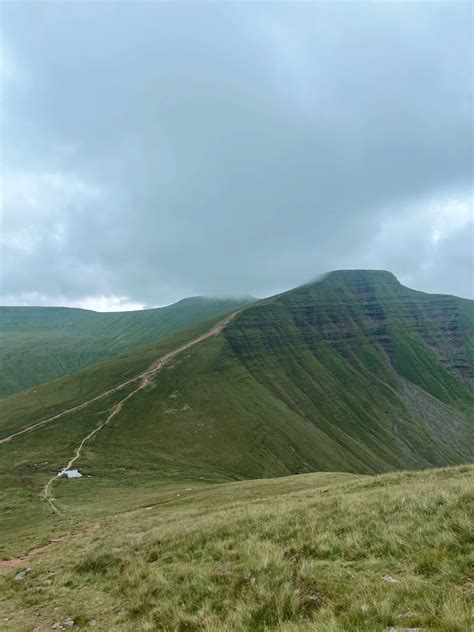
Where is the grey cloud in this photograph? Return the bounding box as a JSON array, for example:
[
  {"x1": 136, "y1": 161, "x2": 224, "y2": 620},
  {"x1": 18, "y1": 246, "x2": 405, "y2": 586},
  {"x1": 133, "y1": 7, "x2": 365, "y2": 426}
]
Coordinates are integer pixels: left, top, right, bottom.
[{"x1": 1, "y1": 2, "x2": 472, "y2": 308}]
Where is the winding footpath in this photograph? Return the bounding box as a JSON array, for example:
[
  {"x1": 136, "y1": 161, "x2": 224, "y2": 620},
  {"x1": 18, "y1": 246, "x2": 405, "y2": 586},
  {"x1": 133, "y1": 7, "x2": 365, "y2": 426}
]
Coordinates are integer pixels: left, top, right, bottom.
[{"x1": 1, "y1": 312, "x2": 239, "y2": 514}]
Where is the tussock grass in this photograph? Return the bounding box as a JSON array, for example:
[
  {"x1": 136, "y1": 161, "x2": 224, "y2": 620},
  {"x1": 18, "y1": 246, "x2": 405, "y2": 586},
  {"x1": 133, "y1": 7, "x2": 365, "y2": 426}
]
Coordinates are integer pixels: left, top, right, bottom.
[{"x1": 1, "y1": 466, "x2": 472, "y2": 631}]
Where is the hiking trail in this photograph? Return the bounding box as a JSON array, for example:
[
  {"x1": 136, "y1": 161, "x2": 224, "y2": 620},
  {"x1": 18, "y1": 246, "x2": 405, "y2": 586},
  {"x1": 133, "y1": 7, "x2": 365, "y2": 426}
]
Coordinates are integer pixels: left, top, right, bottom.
[{"x1": 1, "y1": 312, "x2": 239, "y2": 514}]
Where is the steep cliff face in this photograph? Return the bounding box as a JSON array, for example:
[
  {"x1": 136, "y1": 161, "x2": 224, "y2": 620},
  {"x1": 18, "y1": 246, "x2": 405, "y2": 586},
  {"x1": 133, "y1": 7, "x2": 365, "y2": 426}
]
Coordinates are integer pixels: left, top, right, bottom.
[
  {"x1": 221, "y1": 270, "x2": 473, "y2": 473},
  {"x1": 226, "y1": 270, "x2": 473, "y2": 399}
]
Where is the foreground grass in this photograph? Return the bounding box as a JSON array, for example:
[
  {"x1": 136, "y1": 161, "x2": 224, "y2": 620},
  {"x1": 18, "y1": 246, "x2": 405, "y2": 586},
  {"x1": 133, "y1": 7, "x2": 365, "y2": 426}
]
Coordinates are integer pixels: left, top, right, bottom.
[{"x1": 1, "y1": 466, "x2": 472, "y2": 631}]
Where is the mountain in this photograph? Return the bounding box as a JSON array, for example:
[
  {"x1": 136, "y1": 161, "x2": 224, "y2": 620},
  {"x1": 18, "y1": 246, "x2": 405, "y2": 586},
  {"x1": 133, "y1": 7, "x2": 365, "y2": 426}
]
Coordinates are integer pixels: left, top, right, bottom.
[
  {"x1": 0, "y1": 296, "x2": 251, "y2": 398},
  {"x1": 0, "y1": 269, "x2": 473, "y2": 629},
  {"x1": 0, "y1": 270, "x2": 472, "y2": 483},
  {"x1": 219, "y1": 269, "x2": 474, "y2": 474}
]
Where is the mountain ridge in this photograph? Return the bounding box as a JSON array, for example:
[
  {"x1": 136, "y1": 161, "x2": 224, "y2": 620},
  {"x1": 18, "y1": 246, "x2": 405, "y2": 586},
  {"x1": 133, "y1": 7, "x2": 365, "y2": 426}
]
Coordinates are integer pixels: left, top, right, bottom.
[
  {"x1": 1, "y1": 269, "x2": 472, "y2": 484},
  {"x1": 0, "y1": 296, "x2": 252, "y2": 397}
]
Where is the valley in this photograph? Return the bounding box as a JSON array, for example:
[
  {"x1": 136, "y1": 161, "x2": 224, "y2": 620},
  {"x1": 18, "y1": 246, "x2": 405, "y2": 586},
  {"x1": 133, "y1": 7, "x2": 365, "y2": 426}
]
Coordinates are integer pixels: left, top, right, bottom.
[{"x1": 0, "y1": 297, "x2": 249, "y2": 398}]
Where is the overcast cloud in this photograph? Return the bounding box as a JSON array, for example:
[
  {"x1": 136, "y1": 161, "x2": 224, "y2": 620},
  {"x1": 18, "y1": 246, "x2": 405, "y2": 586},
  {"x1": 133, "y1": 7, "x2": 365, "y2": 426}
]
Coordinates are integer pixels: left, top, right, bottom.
[{"x1": 0, "y1": 2, "x2": 472, "y2": 310}]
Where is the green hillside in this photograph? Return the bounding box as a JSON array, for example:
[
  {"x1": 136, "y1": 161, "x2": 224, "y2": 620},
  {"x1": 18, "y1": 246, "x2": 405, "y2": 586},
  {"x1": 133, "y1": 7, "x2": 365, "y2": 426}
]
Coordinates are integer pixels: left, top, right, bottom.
[
  {"x1": 0, "y1": 296, "x2": 250, "y2": 398},
  {"x1": 0, "y1": 271, "x2": 472, "y2": 480},
  {"x1": 1, "y1": 466, "x2": 472, "y2": 631},
  {"x1": 0, "y1": 270, "x2": 473, "y2": 629},
  {"x1": 0, "y1": 270, "x2": 472, "y2": 518},
  {"x1": 220, "y1": 270, "x2": 474, "y2": 473}
]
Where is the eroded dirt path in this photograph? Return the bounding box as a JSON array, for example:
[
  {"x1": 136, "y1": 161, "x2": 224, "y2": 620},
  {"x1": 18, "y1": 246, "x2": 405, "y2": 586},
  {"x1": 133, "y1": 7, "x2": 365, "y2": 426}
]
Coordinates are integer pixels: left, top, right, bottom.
[
  {"x1": 35, "y1": 311, "x2": 239, "y2": 514},
  {"x1": 0, "y1": 525, "x2": 100, "y2": 570},
  {"x1": 0, "y1": 379, "x2": 142, "y2": 445},
  {"x1": 0, "y1": 311, "x2": 238, "y2": 446}
]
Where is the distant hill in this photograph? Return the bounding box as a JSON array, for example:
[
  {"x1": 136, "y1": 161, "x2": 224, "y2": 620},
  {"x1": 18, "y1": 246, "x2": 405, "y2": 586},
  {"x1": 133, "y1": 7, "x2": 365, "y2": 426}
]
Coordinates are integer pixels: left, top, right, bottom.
[
  {"x1": 0, "y1": 296, "x2": 252, "y2": 397},
  {"x1": 1, "y1": 270, "x2": 472, "y2": 488}
]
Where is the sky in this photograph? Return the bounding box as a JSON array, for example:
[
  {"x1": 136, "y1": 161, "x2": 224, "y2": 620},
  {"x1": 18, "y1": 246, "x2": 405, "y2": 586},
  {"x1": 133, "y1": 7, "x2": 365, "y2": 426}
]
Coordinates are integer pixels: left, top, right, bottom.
[{"x1": 1, "y1": 2, "x2": 473, "y2": 311}]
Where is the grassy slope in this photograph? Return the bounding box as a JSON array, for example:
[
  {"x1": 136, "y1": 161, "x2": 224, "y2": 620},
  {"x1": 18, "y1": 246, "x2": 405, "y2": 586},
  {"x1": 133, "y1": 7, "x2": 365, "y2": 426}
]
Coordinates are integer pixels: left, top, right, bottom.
[
  {"x1": 0, "y1": 314, "x2": 253, "y2": 558},
  {"x1": 68, "y1": 270, "x2": 473, "y2": 484},
  {"x1": 0, "y1": 271, "x2": 472, "y2": 555},
  {"x1": 220, "y1": 270, "x2": 474, "y2": 471},
  {"x1": 0, "y1": 271, "x2": 472, "y2": 495},
  {"x1": 0, "y1": 271, "x2": 473, "y2": 629},
  {"x1": 0, "y1": 297, "x2": 250, "y2": 397},
  {"x1": 1, "y1": 466, "x2": 472, "y2": 631},
  {"x1": 0, "y1": 312, "x2": 237, "y2": 439}
]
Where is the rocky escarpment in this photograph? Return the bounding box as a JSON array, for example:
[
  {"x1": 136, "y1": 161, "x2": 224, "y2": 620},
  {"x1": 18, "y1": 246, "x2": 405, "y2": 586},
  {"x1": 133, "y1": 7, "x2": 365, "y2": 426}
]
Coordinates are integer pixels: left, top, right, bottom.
[
  {"x1": 221, "y1": 270, "x2": 473, "y2": 472},
  {"x1": 226, "y1": 270, "x2": 473, "y2": 401}
]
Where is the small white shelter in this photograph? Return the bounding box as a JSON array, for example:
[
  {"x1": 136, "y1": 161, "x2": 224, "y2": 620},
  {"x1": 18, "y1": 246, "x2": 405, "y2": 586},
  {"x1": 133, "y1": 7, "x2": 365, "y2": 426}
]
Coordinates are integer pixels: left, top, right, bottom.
[{"x1": 57, "y1": 468, "x2": 82, "y2": 478}]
